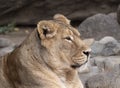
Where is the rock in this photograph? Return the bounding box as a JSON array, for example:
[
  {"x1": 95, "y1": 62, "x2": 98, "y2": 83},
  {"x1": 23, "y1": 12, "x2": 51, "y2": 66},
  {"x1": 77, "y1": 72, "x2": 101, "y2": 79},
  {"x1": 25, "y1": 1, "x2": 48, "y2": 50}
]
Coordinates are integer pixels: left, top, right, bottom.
[
  {"x1": 85, "y1": 73, "x2": 109, "y2": 88},
  {"x1": 85, "y1": 64, "x2": 120, "y2": 88},
  {"x1": 0, "y1": 38, "x2": 16, "y2": 57},
  {"x1": 79, "y1": 13, "x2": 120, "y2": 40},
  {"x1": 117, "y1": 5, "x2": 120, "y2": 24},
  {"x1": 80, "y1": 37, "x2": 120, "y2": 88},
  {"x1": 0, "y1": 46, "x2": 15, "y2": 57},
  {"x1": 100, "y1": 36, "x2": 120, "y2": 56},
  {"x1": 104, "y1": 56, "x2": 120, "y2": 71},
  {"x1": 99, "y1": 36, "x2": 117, "y2": 44},
  {"x1": 91, "y1": 41, "x2": 104, "y2": 56},
  {"x1": 0, "y1": 38, "x2": 15, "y2": 48},
  {"x1": 79, "y1": 66, "x2": 99, "y2": 86},
  {"x1": 91, "y1": 56, "x2": 120, "y2": 72},
  {"x1": 91, "y1": 56, "x2": 106, "y2": 72},
  {"x1": 0, "y1": 0, "x2": 120, "y2": 25},
  {"x1": 91, "y1": 36, "x2": 120, "y2": 56}
]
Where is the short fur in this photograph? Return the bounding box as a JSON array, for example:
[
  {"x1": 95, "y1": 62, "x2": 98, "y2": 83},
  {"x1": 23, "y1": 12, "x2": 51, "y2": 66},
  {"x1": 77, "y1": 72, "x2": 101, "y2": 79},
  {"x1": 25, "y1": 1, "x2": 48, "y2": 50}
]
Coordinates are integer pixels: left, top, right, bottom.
[{"x1": 0, "y1": 14, "x2": 90, "y2": 88}]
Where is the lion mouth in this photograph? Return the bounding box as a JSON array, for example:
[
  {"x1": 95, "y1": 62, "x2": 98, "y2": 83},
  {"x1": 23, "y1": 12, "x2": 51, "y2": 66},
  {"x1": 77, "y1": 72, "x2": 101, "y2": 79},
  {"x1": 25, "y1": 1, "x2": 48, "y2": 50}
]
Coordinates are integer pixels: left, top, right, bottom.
[
  {"x1": 71, "y1": 64, "x2": 81, "y2": 69},
  {"x1": 71, "y1": 60, "x2": 88, "y2": 69}
]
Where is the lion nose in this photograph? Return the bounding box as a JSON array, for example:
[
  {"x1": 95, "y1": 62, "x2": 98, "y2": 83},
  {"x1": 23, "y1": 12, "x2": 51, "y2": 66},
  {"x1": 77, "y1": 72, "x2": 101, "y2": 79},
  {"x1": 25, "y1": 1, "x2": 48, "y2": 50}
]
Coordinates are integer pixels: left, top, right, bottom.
[{"x1": 83, "y1": 49, "x2": 91, "y2": 57}]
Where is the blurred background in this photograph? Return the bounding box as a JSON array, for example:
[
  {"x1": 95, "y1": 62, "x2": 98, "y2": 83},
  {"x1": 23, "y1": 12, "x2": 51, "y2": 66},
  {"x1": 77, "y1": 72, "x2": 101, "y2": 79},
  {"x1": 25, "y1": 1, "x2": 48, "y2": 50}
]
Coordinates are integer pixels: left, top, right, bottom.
[
  {"x1": 0, "y1": 0, "x2": 120, "y2": 41},
  {"x1": 0, "y1": 0, "x2": 119, "y2": 26},
  {"x1": 1, "y1": 1, "x2": 120, "y2": 88},
  {"x1": 1, "y1": 0, "x2": 120, "y2": 45}
]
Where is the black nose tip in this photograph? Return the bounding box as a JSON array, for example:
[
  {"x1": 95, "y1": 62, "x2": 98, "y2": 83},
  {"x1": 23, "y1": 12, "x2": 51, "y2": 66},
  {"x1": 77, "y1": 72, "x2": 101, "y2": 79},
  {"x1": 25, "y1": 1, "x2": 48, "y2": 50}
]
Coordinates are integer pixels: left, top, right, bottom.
[{"x1": 83, "y1": 51, "x2": 90, "y2": 57}]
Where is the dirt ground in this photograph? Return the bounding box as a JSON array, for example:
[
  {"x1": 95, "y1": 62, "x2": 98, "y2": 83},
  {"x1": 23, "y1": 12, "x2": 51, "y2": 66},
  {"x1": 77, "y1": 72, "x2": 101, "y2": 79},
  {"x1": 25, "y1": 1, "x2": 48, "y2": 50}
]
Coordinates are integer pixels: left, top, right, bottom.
[{"x1": 0, "y1": 27, "x2": 34, "y2": 45}]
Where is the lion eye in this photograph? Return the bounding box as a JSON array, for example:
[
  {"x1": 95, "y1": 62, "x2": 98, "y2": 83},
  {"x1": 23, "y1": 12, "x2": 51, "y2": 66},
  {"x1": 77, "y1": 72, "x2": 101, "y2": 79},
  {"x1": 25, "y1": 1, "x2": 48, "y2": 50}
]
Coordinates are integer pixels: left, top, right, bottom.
[
  {"x1": 64, "y1": 36, "x2": 73, "y2": 43},
  {"x1": 65, "y1": 37, "x2": 71, "y2": 40}
]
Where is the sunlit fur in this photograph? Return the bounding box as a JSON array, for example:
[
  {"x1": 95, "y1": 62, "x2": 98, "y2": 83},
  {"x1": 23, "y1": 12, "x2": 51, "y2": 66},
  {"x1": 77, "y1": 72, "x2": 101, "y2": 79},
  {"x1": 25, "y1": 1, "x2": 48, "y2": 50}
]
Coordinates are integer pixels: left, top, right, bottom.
[{"x1": 0, "y1": 14, "x2": 90, "y2": 88}]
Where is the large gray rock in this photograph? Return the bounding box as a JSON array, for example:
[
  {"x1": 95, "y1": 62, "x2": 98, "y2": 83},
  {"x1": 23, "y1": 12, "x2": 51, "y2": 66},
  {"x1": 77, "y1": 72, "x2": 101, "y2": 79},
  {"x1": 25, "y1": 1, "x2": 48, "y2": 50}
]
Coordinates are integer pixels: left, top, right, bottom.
[
  {"x1": 104, "y1": 56, "x2": 120, "y2": 71},
  {"x1": 91, "y1": 56, "x2": 106, "y2": 72},
  {"x1": 79, "y1": 13, "x2": 120, "y2": 40},
  {"x1": 0, "y1": 38, "x2": 15, "y2": 57},
  {"x1": 117, "y1": 5, "x2": 120, "y2": 24},
  {"x1": 91, "y1": 41, "x2": 104, "y2": 56},
  {"x1": 91, "y1": 36, "x2": 120, "y2": 56},
  {"x1": 100, "y1": 36, "x2": 120, "y2": 56},
  {"x1": 0, "y1": 0, "x2": 120, "y2": 25},
  {"x1": 79, "y1": 66, "x2": 99, "y2": 87},
  {"x1": 0, "y1": 46, "x2": 15, "y2": 57},
  {"x1": 92, "y1": 56, "x2": 120, "y2": 72},
  {"x1": 85, "y1": 64, "x2": 120, "y2": 88},
  {"x1": 0, "y1": 38, "x2": 15, "y2": 48},
  {"x1": 80, "y1": 56, "x2": 120, "y2": 88}
]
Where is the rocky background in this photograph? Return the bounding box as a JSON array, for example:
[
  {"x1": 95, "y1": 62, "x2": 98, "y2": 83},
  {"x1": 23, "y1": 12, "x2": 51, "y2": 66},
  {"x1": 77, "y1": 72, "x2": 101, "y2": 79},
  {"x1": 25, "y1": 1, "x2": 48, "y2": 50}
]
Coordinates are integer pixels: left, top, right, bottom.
[
  {"x1": 78, "y1": 5, "x2": 120, "y2": 88},
  {"x1": 0, "y1": 0, "x2": 120, "y2": 88},
  {"x1": 0, "y1": 0, "x2": 120, "y2": 25}
]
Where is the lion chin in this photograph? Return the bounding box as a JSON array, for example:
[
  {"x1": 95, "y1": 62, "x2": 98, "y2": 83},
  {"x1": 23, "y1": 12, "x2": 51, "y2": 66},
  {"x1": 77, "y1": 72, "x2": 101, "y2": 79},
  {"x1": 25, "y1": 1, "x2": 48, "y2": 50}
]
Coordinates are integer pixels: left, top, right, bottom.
[
  {"x1": 71, "y1": 60, "x2": 88, "y2": 69},
  {"x1": 0, "y1": 14, "x2": 91, "y2": 88}
]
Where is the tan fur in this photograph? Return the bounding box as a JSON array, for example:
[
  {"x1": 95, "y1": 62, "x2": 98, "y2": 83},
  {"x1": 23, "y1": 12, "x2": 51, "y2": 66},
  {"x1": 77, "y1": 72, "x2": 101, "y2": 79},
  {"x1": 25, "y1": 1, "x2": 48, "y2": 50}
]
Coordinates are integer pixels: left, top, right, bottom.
[{"x1": 0, "y1": 14, "x2": 90, "y2": 88}]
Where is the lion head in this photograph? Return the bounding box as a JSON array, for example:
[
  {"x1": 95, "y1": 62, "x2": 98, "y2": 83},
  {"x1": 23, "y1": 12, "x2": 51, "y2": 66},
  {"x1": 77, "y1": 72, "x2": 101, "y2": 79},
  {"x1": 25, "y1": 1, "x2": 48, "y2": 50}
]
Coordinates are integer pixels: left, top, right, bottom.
[{"x1": 37, "y1": 14, "x2": 91, "y2": 70}]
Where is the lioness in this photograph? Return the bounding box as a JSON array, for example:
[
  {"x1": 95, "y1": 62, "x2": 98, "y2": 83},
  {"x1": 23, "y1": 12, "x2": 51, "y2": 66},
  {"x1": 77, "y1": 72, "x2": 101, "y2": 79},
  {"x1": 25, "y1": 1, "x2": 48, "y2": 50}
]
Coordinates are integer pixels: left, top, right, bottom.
[{"x1": 0, "y1": 14, "x2": 91, "y2": 88}]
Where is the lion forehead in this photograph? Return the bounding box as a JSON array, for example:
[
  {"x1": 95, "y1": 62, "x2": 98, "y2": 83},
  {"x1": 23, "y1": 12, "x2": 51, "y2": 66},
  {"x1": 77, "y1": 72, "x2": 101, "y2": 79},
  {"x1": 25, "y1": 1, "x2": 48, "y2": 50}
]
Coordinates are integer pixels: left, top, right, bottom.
[{"x1": 52, "y1": 21, "x2": 80, "y2": 37}]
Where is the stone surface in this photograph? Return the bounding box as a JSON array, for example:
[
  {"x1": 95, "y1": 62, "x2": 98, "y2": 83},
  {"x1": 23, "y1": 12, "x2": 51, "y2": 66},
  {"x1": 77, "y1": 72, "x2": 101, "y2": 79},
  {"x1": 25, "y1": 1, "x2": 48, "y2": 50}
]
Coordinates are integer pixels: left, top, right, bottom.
[
  {"x1": 85, "y1": 64, "x2": 120, "y2": 88},
  {"x1": 104, "y1": 56, "x2": 120, "y2": 71},
  {"x1": 0, "y1": 0, "x2": 120, "y2": 25},
  {"x1": 117, "y1": 5, "x2": 120, "y2": 24},
  {"x1": 100, "y1": 36, "x2": 120, "y2": 56},
  {"x1": 79, "y1": 13, "x2": 120, "y2": 40},
  {"x1": 0, "y1": 46, "x2": 15, "y2": 57},
  {"x1": 99, "y1": 36, "x2": 117, "y2": 44},
  {"x1": 91, "y1": 56, "x2": 106, "y2": 72},
  {"x1": 0, "y1": 38, "x2": 15, "y2": 48},
  {"x1": 91, "y1": 56, "x2": 120, "y2": 72},
  {"x1": 79, "y1": 66, "x2": 99, "y2": 86},
  {"x1": 0, "y1": 38, "x2": 15, "y2": 57},
  {"x1": 91, "y1": 41, "x2": 104, "y2": 56},
  {"x1": 91, "y1": 36, "x2": 120, "y2": 56}
]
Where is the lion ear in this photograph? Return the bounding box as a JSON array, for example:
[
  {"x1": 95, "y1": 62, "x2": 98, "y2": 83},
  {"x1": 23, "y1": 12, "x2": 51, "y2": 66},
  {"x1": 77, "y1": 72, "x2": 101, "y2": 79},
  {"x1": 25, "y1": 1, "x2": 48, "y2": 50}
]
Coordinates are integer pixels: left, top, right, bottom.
[
  {"x1": 37, "y1": 21, "x2": 57, "y2": 39},
  {"x1": 53, "y1": 14, "x2": 70, "y2": 25}
]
